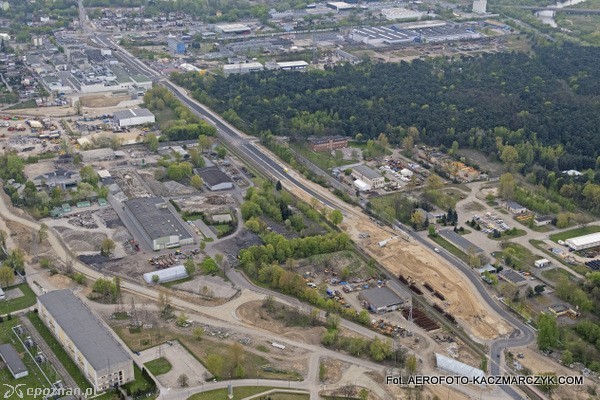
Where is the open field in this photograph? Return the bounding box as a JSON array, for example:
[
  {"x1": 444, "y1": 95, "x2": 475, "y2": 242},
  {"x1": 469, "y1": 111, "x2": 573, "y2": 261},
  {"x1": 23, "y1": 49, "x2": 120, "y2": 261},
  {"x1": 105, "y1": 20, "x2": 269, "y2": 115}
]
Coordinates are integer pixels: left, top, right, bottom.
[
  {"x1": 541, "y1": 267, "x2": 577, "y2": 283},
  {"x1": 497, "y1": 242, "x2": 537, "y2": 271},
  {"x1": 550, "y1": 226, "x2": 600, "y2": 243},
  {"x1": 290, "y1": 143, "x2": 357, "y2": 171},
  {"x1": 27, "y1": 312, "x2": 92, "y2": 391},
  {"x1": 5, "y1": 99, "x2": 38, "y2": 110},
  {"x1": 0, "y1": 282, "x2": 37, "y2": 315},
  {"x1": 79, "y1": 94, "x2": 130, "y2": 108},
  {"x1": 429, "y1": 235, "x2": 470, "y2": 264}
]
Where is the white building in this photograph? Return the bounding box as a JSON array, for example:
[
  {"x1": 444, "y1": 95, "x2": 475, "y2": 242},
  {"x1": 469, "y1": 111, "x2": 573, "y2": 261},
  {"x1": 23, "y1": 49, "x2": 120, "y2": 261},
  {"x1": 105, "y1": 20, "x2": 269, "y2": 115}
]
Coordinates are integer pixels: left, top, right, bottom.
[
  {"x1": 565, "y1": 232, "x2": 600, "y2": 251},
  {"x1": 144, "y1": 265, "x2": 188, "y2": 284},
  {"x1": 352, "y1": 165, "x2": 385, "y2": 189},
  {"x1": 472, "y1": 0, "x2": 487, "y2": 14},
  {"x1": 113, "y1": 108, "x2": 155, "y2": 128},
  {"x1": 353, "y1": 179, "x2": 371, "y2": 192},
  {"x1": 223, "y1": 62, "x2": 264, "y2": 76},
  {"x1": 534, "y1": 259, "x2": 551, "y2": 268}
]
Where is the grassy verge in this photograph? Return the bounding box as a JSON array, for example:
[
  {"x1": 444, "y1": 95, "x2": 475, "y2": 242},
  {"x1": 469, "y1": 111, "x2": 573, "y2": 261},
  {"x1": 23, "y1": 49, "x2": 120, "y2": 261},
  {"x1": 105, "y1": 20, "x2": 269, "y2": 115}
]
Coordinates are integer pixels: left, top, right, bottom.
[
  {"x1": 488, "y1": 229, "x2": 528, "y2": 241},
  {"x1": 122, "y1": 363, "x2": 155, "y2": 394},
  {"x1": 369, "y1": 193, "x2": 400, "y2": 225},
  {"x1": 429, "y1": 235, "x2": 469, "y2": 264},
  {"x1": 5, "y1": 99, "x2": 38, "y2": 110},
  {"x1": 541, "y1": 268, "x2": 577, "y2": 284},
  {"x1": 144, "y1": 357, "x2": 172, "y2": 376},
  {"x1": 27, "y1": 312, "x2": 93, "y2": 391},
  {"x1": 0, "y1": 282, "x2": 37, "y2": 315},
  {"x1": 550, "y1": 226, "x2": 600, "y2": 243},
  {"x1": 290, "y1": 143, "x2": 356, "y2": 171},
  {"x1": 188, "y1": 387, "x2": 303, "y2": 400}
]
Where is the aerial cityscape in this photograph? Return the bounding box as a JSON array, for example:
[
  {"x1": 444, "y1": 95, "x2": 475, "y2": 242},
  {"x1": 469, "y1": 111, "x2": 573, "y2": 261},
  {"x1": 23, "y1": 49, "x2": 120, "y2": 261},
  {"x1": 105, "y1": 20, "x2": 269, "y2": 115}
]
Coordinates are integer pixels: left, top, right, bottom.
[{"x1": 0, "y1": 0, "x2": 599, "y2": 399}]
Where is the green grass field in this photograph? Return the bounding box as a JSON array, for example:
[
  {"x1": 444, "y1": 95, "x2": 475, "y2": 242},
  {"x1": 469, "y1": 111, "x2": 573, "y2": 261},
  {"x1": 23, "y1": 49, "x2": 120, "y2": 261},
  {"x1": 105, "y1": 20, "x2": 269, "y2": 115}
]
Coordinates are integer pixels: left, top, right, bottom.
[
  {"x1": 27, "y1": 312, "x2": 92, "y2": 391},
  {"x1": 122, "y1": 364, "x2": 155, "y2": 395},
  {"x1": 429, "y1": 235, "x2": 470, "y2": 264},
  {"x1": 488, "y1": 228, "x2": 528, "y2": 241},
  {"x1": 550, "y1": 226, "x2": 600, "y2": 243},
  {"x1": 5, "y1": 99, "x2": 38, "y2": 110},
  {"x1": 144, "y1": 357, "x2": 172, "y2": 376},
  {"x1": 188, "y1": 387, "x2": 309, "y2": 400},
  {"x1": 0, "y1": 318, "x2": 57, "y2": 400},
  {"x1": 290, "y1": 143, "x2": 357, "y2": 171},
  {"x1": 497, "y1": 242, "x2": 537, "y2": 271},
  {"x1": 541, "y1": 268, "x2": 577, "y2": 284},
  {"x1": 0, "y1": 282, "x2": 37, "y2": 315}
]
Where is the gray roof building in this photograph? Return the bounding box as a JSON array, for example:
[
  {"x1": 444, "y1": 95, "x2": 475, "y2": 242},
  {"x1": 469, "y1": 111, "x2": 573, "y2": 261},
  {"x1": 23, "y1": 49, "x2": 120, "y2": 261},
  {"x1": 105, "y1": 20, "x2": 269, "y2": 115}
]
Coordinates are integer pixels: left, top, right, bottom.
[
  {"x1": 123, "y1": 197, "x2": 194, "y2": 250},
  {"x1": 195, "y1": 166, "x2": 233, "y2": 191},
  {"x1": 113, "y1": 107, "x2": 154, "y2": 120},
  {"x1": 0, "y1": 343, "x2": 28, "y2": 379},
  {"x1": 37, "y1": 290, "x2": 131, "y2": 372},
  {"x1": 352, "y1": 164, "x2": 382, "y2": 181},
  {"x1": 358, "y1": 286, "x2": 410, "y2": 313}
]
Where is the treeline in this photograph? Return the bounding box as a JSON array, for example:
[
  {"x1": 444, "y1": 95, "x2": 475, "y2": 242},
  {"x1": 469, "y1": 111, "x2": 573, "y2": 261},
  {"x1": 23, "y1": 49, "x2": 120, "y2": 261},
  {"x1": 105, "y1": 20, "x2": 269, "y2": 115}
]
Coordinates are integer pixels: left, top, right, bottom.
[{"x1": 143, "y1": 86, "x2": 216, "y2": 141}]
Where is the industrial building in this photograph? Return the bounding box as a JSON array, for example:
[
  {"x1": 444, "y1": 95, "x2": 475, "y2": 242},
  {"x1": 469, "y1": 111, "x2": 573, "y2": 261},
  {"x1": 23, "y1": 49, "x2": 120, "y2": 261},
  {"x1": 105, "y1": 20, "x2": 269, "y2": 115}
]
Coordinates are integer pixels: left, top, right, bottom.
[
  {"x1": 223, "y1": 62, "x2": 264, "y2": 76},
  {"x1": 565, "y1": 232, "x2": 600, "y2": 251},
  {"x1": 80, "y1": 148, "x2": 116, "y2": 163},
  {"x1": 113, "y1": 108, "x2": 155, "y2": 128},
  {"x1": 505, "y1": 200, "x2": 527, "y2": 214},
  {"x1": 350, "y1": 26, "x2": 416, "y2": 45},
  {"x1": 143, "y1": 265, "x2": 188, "y2": 284},
  {"x1": 215, "y1": 23, "x2": 252, "y2": 34},
  {"x1": 0, "y1": 344, "x2": 28, "y2": 379},
  {"x1": 352, "y1": 165, "x2": 385, "y2": 189},
  {"x1": 195, "y1": 166, "x2": 234, "y2": 191},
  {"x1": 308, "y1": 136, "x2": 348, "y2": 152},
  {"x1": 358, "y1": 287, "x2": 410, "y2": 313},
  {"x1": 167, "y1": 37, "x2": 186, "y2": 54},
  {"x1": 267, "y1": 61, "x2": 309, "y2": 71},
  {"x1": 123, "y1": 197, "x2": 194, "y2": 251},
  {"x1": 498, "y1": 269, "x2": 527, "y2": 287},
  {"x1": 534, "y1": 258, "x2": 551, "y2": 268},
  {"x1": 37, "y1": 290, "x2": 134, "y2": 392},
  {"x1": 327, "y1": 2, "x2": 355, "y2": 11}
]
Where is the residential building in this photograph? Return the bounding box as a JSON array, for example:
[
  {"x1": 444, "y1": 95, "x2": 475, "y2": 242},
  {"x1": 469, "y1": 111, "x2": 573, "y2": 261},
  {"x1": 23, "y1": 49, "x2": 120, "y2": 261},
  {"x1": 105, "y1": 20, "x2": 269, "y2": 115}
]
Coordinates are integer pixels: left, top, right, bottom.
[
  {"x1": 352, "y1": 165, "x2": 384, "y2": 189},
  {"x1": 124, "y1": 197, "x2": 194, "y2": 251},
  {"x1": 195, "y1": 166, "x2": 234, "y2": 191},
  {"x1": 307, "y1": 135, "x2": 348, "y2": 152},
  {"x1": 113, "y1": 108, "x2": 155, "y2": 128},
  {"x1": 358, "y1": 287, "x2": 410, "y2": 313},
  {"x1": 37, "y1": 290, "x2": 134, "y2": 392},
  {"x1": 0, "y1": 344, "x2": 28, "y2": 379}
]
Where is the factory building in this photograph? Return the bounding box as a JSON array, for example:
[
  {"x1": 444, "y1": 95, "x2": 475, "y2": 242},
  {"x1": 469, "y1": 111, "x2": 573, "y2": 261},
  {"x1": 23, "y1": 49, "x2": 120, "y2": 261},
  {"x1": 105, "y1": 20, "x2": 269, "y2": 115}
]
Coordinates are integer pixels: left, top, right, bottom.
[
  {"x1": 113, "y1": 108, "x2": 155, "y2": 128},
  {"x1": 37, "y1": 290, "x2": 134, "y2": 392},
  {"x1": 352, "y1": 165, "x2": 385, "y2": 189},
  {"x1": 124, "y1": 197, "x2": 194, "y2": 251},
  {"x1": 223, "y1": 62, "x2": 264, "y2": 76},
  {"x1": 565, "y1": 232, "x2": 600, "y2": 251},
  {"x1": 195, "y1": 166, "x2": 234, "y2": 191},
  {"x1": 167, "y1": 37, "x2": 186, "y2": 54},
  {"x1": 358, "y1": 287, "x2": 411, "y2": 313},
  {"x1": 215, "y1": 23, "x2": 252, "y2": 34}
]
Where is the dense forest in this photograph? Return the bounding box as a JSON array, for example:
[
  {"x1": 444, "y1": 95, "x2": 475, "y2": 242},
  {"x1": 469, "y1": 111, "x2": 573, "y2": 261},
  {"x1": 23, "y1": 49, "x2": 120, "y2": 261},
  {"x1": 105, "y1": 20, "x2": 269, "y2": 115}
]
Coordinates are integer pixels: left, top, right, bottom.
[{"x1": 172, "y1": 44, "x2": 600, "y2": 172}]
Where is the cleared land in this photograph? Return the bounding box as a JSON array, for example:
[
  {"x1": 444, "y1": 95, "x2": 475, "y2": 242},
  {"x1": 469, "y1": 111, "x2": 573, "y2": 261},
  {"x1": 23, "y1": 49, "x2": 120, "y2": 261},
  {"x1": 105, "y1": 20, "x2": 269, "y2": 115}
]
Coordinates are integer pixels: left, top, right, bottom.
[
  {"x1": 79, "y1": 94, "x2": 130, "y2": 108},
  {"x1": 188, "y1": 387, "x2": 308, "y2": 400}
]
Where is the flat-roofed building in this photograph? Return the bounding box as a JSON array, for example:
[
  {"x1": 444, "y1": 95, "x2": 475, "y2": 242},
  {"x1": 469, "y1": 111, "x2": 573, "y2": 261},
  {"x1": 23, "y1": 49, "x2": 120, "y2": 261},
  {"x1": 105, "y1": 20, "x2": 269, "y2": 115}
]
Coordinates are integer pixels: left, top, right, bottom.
[
  {"x1": 565, "y1": 232, "x2": 600, "y2": 251},
  {"x1": 113, "y1": 108, "x2": 155, "y2": 128},
  {"x1": 308, "y1": 135, "x2": 348, "y2": 152},
  {"x1": 37, "y1": 290, "x2": 134, "y2": 392},
  {"x1": 0, "y1": 344, "x2": 28, "y2": 379},
  {"x1": 223, "y1": 62, "x2": 264, "y2": 76},
  {"x1": 358, "y1": 287, "x2": 411, "y2": 313},
  {"x1": 195, "y1": 166, "x2": 234, "y2": 191},
  {"x1": 215, "y1": 23, "x2": 252, "y2": 34},
  {"x1": 352, "y1": 165, "x2": 385, "y2": 189},
  {"x1": 124, "y1": 197, "x2": 194, "y2": 251}
]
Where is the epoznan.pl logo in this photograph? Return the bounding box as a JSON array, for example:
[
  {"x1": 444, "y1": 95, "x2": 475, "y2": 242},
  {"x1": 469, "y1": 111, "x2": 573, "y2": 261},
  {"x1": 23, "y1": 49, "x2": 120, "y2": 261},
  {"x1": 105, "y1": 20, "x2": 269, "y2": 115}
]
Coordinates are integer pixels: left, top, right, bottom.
[
  {"x1": 2, "y1": 384, "x2": 26, "y2": 399},
  {"x1": 2, "y1": 384, "x2": 97, "y2": 399}
]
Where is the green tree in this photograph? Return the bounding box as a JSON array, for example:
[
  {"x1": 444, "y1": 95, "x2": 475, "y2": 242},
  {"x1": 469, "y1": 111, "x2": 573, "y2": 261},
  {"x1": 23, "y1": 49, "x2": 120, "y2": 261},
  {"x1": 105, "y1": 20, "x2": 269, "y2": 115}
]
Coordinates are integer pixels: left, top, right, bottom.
[
  {"x1": 145, "y1": 133, "x2": 159, "y2": 152},
  {"x1": 206, "y1": 354, "x2": 224, "y2": 377},
  {"x1": 38, "y1": 223, "x2": 48, "y2": 244},
  {"x1": 329, "y1": 209, "x2": 343, "y2": 225},
  {"x1": 100, "y1": 238, "x2": 116, "y2": 257},
  {"x1": 197, "y1": 135, "x2": 212, "y2": 152},
  {"x1": 184, "y1": 259, "x2": 196, "y2": 276},
  {"x1": 190, "y1": 175, "x2": 204, "y2": 190},
  {"x1": 561, "y1": 350, "x2": 573, "y2": 366},
  {"x1": 537, "y1": 372, "x2": 558, "y2": 395},
  {"x1": 4, "y1": 249, "x2": 25, "y2": 274},
  {"x1": 0, "y1": 265, "x2": 15, "y2": 287},
  {"x1": 151, "y1": 274, "x2": 159, "y2": 284},
  {"x1": 193, "y1": 327, "x2": 204, "y2": 341},
  {"x1": 410, "y1": 210, "x2": 425, "y2": 227},
  {"x1": 556, "y1": 213, "x2": 570, "y2": 229},
  {"x1": 406, "y1": 354, "x2": 418, "y2": 375},
  {"x1": 498, "y1": 172, "x2": 515, "y2": 200},
  {"x1": 80, "y1": 165, "x2": 99, "y2": 186},
  {"x1": 369, "y1": 338, "x2": 392, "y2": 361},
  {"x1": 327, "y1": 313, "x2": 340, "y2": 330},
  {"x1": 537, "y1": 313, "x2": 559, "y2": 351},
  {"x1": 500, "y1": 145, "x2": 519, "y2": 171},
  {"x1": 425, "y1": 175, "x2": 443, "y2": 190}
]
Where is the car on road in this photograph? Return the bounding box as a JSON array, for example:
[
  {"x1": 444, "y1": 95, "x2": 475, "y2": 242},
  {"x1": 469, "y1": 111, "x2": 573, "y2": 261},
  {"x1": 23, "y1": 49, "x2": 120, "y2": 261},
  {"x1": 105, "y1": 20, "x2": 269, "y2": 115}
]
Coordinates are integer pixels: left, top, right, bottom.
[
  {"x1": 434, "y1": 248, "x2": 440, "y2": 253},
  {"x1": 134, "y1": 351, "x2": 141, "y2": 356}
]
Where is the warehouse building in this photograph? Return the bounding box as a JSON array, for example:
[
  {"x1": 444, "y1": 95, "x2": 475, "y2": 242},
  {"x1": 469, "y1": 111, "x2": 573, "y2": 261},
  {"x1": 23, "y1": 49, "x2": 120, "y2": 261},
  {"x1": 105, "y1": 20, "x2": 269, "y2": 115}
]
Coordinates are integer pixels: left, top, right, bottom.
[
  {"x1": 195, "y1": 166, "x2": 234, "y2": 191},
  {"x1": 266, "y1": 61, "x2": 309, "y2": 71},
  {"x1": 144, "y1": 265, "x2": 188, "y2": 284},
  {"x1": 308, "y1": 136, "x2": 348, "y2": 152},
  {"x1": 80, "y1": 148, "x2": 116, "y2": 163},
  {"x1": 124, "y1": 197, "x2": 194, "y2": 251},
  {"x1": 223, "y1": 62, "x2": 264, "y2": 76},
  {"x1": 435, "y1": 353, "x2": 484, "y2": 379},
  {"x1": 37, "y1": 290, "x2": 134, "y2": 392},
  {"x1": 113, "y1": 108, "x2": 155, "y2": 128},
  {"x1": 358, "y1": 287, "x2": 410, "y2": 313},
  {"x1": 565, "y1": 232, "x2": 600, "y2": 251},
  {"x1": 167, "y1": 37, "x2": 186, "y2": 54},
  {"x1": 352, "y1": 165, "x2": 385, "y2": 189},
  {"x1": 215, "y1": 23, "x2": 252, "y2": 34},
  {"x1": 0, "y1": 344, "x2": 28, "y2": 379}
]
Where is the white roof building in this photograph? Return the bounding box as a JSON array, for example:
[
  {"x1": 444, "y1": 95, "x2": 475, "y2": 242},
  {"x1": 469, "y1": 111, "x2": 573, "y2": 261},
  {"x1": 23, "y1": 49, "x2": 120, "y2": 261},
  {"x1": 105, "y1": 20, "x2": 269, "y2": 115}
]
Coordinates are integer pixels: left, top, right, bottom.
[
  {"x1": 113, "y1": 108, "x2": 155, "y2": 128},
  {"x1": 435, "y1": 353, "x2": 484, "y2": 379},
  {"x1": 565, "y1": 232, "x2": 600, "y2": 251},
  {"x1": 143, "y1": 265, "x2": 189, "y2": 284},
  {"x1": 354, "y1": 179, "x2": 371, "y2": 192}
]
